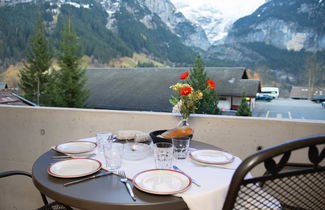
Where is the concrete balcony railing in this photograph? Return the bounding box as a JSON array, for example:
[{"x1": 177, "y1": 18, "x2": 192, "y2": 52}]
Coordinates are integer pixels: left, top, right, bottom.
[{"x1": 1, "y1": 105, "x2": 325, "y2": 209}]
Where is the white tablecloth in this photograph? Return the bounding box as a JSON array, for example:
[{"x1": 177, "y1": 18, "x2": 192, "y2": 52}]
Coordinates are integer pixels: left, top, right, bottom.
[{"x1": 79, "y1": 137, "x2": 241, "y2": 210}]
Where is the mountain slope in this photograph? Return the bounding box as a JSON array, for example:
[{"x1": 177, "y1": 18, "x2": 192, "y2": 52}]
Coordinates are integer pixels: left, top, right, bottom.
[
  {"x1": 0, "y1": 0, "x2": 199, "y2": 72},
  {"x1": 226, "y1": 0, "x2": 325, "y2": 52},
  {"x1": 204, "y1": 0, "x2": 325, "y2": 88}
]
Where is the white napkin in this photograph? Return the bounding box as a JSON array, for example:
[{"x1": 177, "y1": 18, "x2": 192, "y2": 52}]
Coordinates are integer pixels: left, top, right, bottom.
[{"x1": 80, "y1": 137, "x2": 241, "y2": 210}]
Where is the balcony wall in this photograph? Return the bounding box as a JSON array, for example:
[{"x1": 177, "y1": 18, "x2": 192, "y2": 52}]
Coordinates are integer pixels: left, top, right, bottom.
[{"x1": 1, "y1": 105, "x2": 324, "y2": 209}]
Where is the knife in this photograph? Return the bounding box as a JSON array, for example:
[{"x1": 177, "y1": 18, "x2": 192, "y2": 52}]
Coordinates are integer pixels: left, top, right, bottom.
[
  {"x1": 172, "y1": 165, "x2": 201, "y2": 187},
  {"x1": 64, "y1": 171, "x2": 112, "y2": 186},
  {"x1": 51, "y1": 153, "x2": 96, "y2": 159}
]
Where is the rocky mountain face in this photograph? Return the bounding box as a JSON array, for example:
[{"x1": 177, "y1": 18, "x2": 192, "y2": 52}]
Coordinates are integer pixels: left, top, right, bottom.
[
  {"x1": 0, "y1": 0, "x2": 211, "y2": 70},
  {"x1": 139, "y1": 0, "x2": 210, "y2": 50},
  {"x1": 204, "y1": 0, "x2": 325, "y2": 70},
  {"x1": 94, "y1": 0, "x2": 210, "y2": 50},
  {"x1": 170, "y1": 1, "x2": 243, "y2": 45},
  {"x1": 225, "y1": 0, "x2": 325, "y2": 52},
  {"x1": 1, "y1": 0, "x2": 324, "y2": 80},
  {"x1": 204, "y1": 0, "x2": 325, "y2": 89}
]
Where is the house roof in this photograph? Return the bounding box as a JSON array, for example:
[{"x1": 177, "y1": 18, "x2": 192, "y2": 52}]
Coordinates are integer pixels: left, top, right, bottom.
[
  {"x1": 290, "y1": 86, "x2": 325, "y2": 99},
  {"x1": 0, "y1": 89, "x2": 28, "y2": 106},
  {"x1": 85, "y1": 67, "x2": 261, "y2": 112},
  {"x1": 290, "y1": 86, "x2": 311, "y2": 99}
]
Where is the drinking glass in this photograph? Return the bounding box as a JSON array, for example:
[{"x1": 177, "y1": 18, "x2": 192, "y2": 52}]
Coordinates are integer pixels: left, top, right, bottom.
[
  {"x1": 96, "y1": 133, "x2": 112, "y2": 153},
  {"x1": 103, "y1": 143, "x2": 123, "y2": 171},
  {"x1": 154, "y1": 142, "x2": 173, "y2": 169},
  {"x1": 172, "y1": 137, "x2": 190, "y2": 159}
]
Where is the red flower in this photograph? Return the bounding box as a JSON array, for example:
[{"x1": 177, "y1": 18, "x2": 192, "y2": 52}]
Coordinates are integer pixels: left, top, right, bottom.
[
  {"x1": 180, "y1": 87, "x2": 192, "y2": 95},
  {"x1": 206, "y1": 80, "x2": 216, "y2": 90},
  {"x1": 179, "y1": 72, "x2": 189, "y2": 80}
]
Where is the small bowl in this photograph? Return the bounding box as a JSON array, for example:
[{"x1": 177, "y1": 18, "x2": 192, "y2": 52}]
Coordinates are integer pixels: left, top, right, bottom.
[
  {"x1": 149, "y1": 130, "x2": 193, "y2": 144},
  {"x1": 123, "y1": 142, "x2": 152, "y2": 160}
]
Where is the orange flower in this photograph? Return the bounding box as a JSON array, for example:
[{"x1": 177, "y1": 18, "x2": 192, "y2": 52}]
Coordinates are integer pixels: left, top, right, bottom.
[
  {"x1": 206, "y1": 80, "x2": 216, "y2": 90},
  {"x1": 179, "y1": 72, "x2": 189, "y2": 80},
  {"x1": 180, "y1": 86, "x2": 192, "y2": 95}
]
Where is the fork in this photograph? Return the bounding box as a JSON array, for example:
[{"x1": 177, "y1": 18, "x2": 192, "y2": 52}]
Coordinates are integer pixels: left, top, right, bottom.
[{"x1": 119, "y1": 171, "x2": 136, "y2": 201}]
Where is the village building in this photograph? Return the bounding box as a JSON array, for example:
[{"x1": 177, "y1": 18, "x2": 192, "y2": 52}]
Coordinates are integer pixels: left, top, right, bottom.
[
  {"x1": 0, "y1": 82, "x2": 37, "y2": 106},
  {"x1": 85, "y1": 67, "x2": 261, "y2": 113},
  {"x1": 290, "y1": 86, "x2": 325, "y2": 100}
]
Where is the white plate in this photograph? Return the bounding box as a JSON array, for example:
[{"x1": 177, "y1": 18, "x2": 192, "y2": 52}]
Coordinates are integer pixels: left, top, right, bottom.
[
  {"x1": 48, "y1": 158, "x2": 101, "y2": 178},
  {"x1": 190, "y1": 150, "x2": 234, "y2": 165},
  {"x1": 55, "y1": 141, "x2": 97, "y2": 154},
  {"x1": 132, "y1": 169, "x2": 192, "y2": 195}
]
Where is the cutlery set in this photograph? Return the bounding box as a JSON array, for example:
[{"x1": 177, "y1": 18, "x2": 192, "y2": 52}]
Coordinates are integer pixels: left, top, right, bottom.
[
  {"x1": 63, "y1": 171, "x2": 112, "y2": 186},
  {"x1": 63, "y1": 170, "x2": 137, "y2": 201}
]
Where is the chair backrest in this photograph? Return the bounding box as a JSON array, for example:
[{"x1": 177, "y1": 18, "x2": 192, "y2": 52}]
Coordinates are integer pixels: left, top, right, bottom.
[
  {"x1": 0, "y1": 170, "x2": 73, "y2": 210},
  {"x1": 222, "y1": 135, "x2": 325, "y2": 210}
]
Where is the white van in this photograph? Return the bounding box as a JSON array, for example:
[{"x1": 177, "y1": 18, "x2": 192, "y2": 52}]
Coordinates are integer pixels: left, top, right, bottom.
[{"x1": 261, "y1": 87, "x2": 279, "y2": 99}]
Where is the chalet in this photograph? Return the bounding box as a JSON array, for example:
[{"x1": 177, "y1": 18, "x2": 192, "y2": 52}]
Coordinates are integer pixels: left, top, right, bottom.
[
  {"x1": 85, "y1": 67, "x2": 261, "y2": 113},
  {"x1": 290, "y1": 86, "x2": 325, "y2": 100},
  {"x1": 0, "y1": 82, "x2": 37, "y2": 106}
]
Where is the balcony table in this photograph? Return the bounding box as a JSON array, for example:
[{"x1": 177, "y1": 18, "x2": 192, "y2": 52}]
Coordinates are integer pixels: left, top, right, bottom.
[{"x1": 32, "y1": 140, "x2": 241, "y2": 210}]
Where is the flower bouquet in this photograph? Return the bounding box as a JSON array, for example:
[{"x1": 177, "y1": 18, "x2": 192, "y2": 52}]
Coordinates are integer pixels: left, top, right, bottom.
[{"x1": 169, "y1": 71, "x2": 216, "y2": 120}]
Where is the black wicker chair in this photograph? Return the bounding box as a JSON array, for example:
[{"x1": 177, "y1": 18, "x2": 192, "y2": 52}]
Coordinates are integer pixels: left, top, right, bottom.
[
  {"x1": 0, "y1": 170, "x2": 72, "y2": 210},
  {"x1": 222, "y1": 135, "x2": 325, "y2": 210}
]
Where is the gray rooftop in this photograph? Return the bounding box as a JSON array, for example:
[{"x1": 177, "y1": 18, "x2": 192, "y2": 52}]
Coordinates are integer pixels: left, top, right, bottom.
[{"x1": 85, "y1": 67, "x2": 261, "y2": 112}]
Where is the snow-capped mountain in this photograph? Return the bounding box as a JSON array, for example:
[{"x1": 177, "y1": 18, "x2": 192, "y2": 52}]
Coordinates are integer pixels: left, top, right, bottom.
[
  {"x1": 170, "y1": 0, "x2": 266, "y2": 44},
  {"x1": 97, "y1": 0, "x2": 210, "y2": 50}
]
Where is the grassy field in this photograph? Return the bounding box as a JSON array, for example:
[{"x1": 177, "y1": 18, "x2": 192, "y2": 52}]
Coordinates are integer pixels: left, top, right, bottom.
[{"x1": 0, "y1": 53, "x2": 167, "y2": 89}]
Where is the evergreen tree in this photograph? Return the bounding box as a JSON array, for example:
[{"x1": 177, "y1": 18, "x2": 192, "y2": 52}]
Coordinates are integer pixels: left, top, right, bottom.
[
  {"x1": 56, "y1": 18, "x2": 88, "y2": 108},
  {"x1": 236, "y1": 93, "x2": 252, "y2": 116},
  {"x1": 42, "y1": 69, "x2": 62, "y2": 106},
  {"x1": 188, "y1": 55, "x2": 221, "y2": 115},
  {"x1": 18, "y1": 15, "x2": 52, "y2": 105}
]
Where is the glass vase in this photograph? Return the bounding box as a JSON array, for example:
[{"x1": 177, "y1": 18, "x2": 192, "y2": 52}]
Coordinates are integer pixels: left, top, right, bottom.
[{"x1": 177, "y1": 117, "x2": 189, "y2": 127}]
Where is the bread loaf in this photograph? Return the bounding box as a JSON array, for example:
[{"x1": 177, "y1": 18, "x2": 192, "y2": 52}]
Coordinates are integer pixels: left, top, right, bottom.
[
  {"x1": 160, "y1": 126, "x2": 193, "y2": 139},
  {"x1": 117, "y1": 130, "x2": 150, "y2": 142}
]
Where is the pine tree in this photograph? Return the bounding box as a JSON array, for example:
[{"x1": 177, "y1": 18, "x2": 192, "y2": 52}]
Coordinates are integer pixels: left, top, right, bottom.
[
  {"x1": 56, "y1": 18, "x2": 88, "y2": 108},
  {"x1": 236, "y1": 93, "x2": 252, "y2": 116},
  {"x1": 42, "y1": 69, "x2": 62, "y2": 106},
  {"x1": 188, "y1": 55, "x2": 221, "y2": 115},
  {"x1": 18, "y1": 15, "x2": 52, "y2": 105}
]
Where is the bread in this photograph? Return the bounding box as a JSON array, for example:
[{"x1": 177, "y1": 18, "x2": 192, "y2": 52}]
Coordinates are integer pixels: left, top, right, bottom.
[
  {"x1": 117, "y1": 130, "x2": 150, "y2": 142},
  {"x1": 160, "y1": 126, "x2": 193, "y2": 139}
]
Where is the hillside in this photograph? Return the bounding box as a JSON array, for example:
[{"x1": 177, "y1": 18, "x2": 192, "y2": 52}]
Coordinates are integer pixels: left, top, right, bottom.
[
  {"x1": 0, "y1": 0, "x2": 324, "y2": 92},
  {"x1": 0, "y1": 0, "x2": 197, "y2": 73},
  {"x1": 204, "y1": 0, "x2": 325, "y2": 90}
]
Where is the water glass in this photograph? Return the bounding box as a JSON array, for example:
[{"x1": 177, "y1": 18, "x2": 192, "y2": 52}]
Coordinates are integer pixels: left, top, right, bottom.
[
  {"x1": 103, "y1": 143, "x2": 123, "y2": 171},
  {"x1": 154, "y1": 142, "x2": 173, "y2": 169},
  {"x1": 96, "y1": 133, "x2": 112, "y2": 153},
  {"x1": 172, "y1": 137, "x2": 190, "y2": 159}
]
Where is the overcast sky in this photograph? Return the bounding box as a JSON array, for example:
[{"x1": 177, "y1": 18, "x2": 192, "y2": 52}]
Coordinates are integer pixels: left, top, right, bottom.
[{"x1": 170, "y1": 0, "x2": 266, "y2": 18}]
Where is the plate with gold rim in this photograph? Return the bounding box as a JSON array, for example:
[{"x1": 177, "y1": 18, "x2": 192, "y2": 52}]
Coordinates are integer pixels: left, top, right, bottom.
[
  {"x1": 189, "y1": 150, "x2": 234, "y2": 165},
  {"x1": 55, "y1": 141, "x2": 97, "y2": 154},
  {"x1": 48, "y1": 158, "x2": 101, "y2": 178},
  {"x1": 132, "y1": 169, "x2": 192, "y2": 195}
]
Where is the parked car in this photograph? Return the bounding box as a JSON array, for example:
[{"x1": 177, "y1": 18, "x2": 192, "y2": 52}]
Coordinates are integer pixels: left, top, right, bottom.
[
  {"x1": 311, "y1": 95, "x2": 325, "y2": 103},
  {"x1": 256, "y1": 94, "x2": 273, "y2": 102}
]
